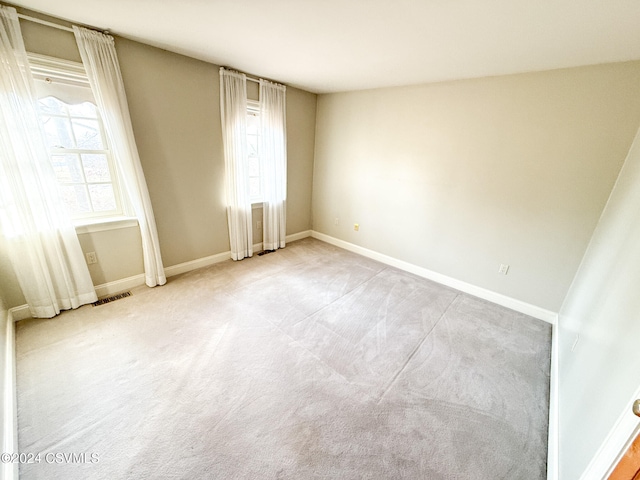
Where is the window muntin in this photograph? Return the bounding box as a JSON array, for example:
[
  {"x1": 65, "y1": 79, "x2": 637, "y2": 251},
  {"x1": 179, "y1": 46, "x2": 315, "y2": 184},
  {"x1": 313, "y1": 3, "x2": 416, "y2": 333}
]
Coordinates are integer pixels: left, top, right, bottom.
[
  {"x1": 29, "y1": 54, "x2": 127, "y2": 222},
  {"x1": 38, "y1": 96, "x2": 122, "y2": 218},
  {"x1": 247, "y1": 100, "x2": 262, "y2": 203}
]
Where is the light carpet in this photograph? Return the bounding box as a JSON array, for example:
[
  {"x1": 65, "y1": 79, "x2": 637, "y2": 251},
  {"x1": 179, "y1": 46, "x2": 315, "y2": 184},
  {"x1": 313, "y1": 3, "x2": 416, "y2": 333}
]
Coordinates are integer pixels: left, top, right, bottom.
[{"x1": 15, "y1": 237, "x2": 551, "y2": 479}]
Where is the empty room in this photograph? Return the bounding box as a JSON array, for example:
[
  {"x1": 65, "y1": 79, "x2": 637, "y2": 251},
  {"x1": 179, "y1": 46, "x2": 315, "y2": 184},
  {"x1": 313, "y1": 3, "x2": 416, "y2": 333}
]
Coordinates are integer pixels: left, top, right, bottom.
[{"x1": 1, "y1": 1, "x2": 640, "y2": 479}]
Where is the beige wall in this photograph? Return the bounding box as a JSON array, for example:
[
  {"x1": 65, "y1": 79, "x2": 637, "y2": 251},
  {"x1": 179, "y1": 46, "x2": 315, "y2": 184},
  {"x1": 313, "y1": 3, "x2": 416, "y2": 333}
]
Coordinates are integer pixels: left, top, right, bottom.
[
  {"x1": 2, "y1": 8, "x2": 637, "y2": 317},
  {"x1": 117, "y1": 38, "x2": 316, "y2": 266},
  {"x1": 116, "y1": 37, "x2": 228, "y2": 267},
  {"x1": 77, "y1": 227, "x2": 144, "y2": 286},
  {"x1": 0, "y1": 8, "x2": 317, "y2": 308},
  {"x1": 313, "y1": 62, "x2": 640, "y2": 311},
  {"x1": 0, "y1": 236, "x2": 24, "y2": 308},
  {"x1": 286, "y1": 86, "x2": 316, "y2": 234},
  {"x1": 20, "y1": 11, "x2": 79, "y2": 62}
]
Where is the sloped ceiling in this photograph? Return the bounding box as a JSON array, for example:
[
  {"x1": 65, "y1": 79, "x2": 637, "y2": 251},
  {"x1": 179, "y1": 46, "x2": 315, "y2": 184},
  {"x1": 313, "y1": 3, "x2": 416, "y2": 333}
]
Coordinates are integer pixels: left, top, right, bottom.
[{"x1": 10, "y1": 0, "x2": 640, "y2": 93}]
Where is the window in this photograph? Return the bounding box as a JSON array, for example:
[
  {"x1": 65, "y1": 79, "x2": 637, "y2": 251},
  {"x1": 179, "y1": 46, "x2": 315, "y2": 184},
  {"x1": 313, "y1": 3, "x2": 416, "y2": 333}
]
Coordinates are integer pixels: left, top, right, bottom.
[
  {"x1": 29, "y1": 53, "x2": 126, "y2": 222},
  {"x1": 39, "y1": 97, "x2": 122, "y2": 218},
  {"x1": 246, "y1": 100, "x2": 262, "y2": 203}
]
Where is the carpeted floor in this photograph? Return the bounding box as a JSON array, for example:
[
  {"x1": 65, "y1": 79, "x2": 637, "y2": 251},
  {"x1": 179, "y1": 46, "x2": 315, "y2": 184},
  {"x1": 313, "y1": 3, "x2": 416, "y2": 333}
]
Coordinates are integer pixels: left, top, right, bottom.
[{"x1": 15, "y1": 238, "x2": 551, "y2": 479}]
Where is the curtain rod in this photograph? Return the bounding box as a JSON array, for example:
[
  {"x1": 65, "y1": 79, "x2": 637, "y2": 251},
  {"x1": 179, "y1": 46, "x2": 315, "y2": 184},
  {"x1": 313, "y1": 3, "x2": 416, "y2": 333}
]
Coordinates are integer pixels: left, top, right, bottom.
[
  {"x1": 17, "y1": 13, "x2": 74, "y2": 33},
  {"x1": 220, "y1": 67, "x2": 285, "y2": 87},
  {"x1": 18, "y1": 17, "x2": 277, "y2": 87},
  {"x1": 16, "y1": 12, "x2": 109, "y2": 35}
]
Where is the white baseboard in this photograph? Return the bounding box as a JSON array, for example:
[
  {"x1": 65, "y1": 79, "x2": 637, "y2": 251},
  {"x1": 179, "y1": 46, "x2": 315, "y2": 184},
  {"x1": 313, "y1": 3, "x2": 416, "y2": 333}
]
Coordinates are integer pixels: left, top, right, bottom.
[
  {"x1": 163, "y1": 230, "x2": 312, "y2": 277},
  {"x1": 3, "y1": 310, "x2": 18, "y2": 479},
  {"x1": 311, "y1": 231, "x2": 558, "y2": 324},
  {"x1": 547, "y1": 321, "x2": 559, "y2": 480},
  {"x1": 163, "y1": 251, "x2": 231, "y2": 278},
  {"x1": 94, "y1": 274, "x2": 146, "y2": 298},
  {"x1": 11, "y1": 274, "x2": 151, "y2": 318},
  {"x1": 579, "y1": 387, "x2": 640, "y2": 480},
  {"x1": 8, "y1": 305, "x2": 30, "y2": 322},
  {"x1": 311, "y1": 231, "x2": 560, "y2": 480},
  {"x1": 286, "y1": 230, "x2": 312, "y2": 243},
  {"x1": 8, "y1": 231, "x2": 315, "y2": 320}
]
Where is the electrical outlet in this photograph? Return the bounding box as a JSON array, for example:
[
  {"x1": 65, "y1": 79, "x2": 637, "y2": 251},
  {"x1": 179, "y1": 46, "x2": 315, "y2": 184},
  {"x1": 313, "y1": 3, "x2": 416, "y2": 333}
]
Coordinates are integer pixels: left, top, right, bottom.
[
  {"x1": 334, "y1": 217, "x2": 339, "y2": 226},
  {"x1": 256, "y1": 220, "x2": 262, "y2": 229},
  {"x1": 498, "y1": 264, "x2": 509, "y2": 275},
  {"x1": 354, "y1": 223, "x2": 359, "y2": 231},
  {"x1": 86, "y1": 252, "x2": 98, "y2": 265}
]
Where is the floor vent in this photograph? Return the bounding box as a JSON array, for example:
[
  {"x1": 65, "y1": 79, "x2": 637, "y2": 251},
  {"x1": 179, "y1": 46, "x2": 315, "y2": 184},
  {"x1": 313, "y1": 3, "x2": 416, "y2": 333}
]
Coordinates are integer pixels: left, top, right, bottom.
[
  {"x1": 258, "y1": 250, "x2": 276, "y2": 256},
  {"x1": 92, "y1": 291, "x2": 132, "y2": 306}
]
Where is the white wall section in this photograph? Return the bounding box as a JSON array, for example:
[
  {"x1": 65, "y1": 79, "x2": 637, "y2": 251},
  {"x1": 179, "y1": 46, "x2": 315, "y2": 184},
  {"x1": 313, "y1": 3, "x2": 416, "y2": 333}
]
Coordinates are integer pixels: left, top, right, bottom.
[
  {"x1": 558, "y1": 127, "x2": 640, "y2": 479},
  {"x1": 312, "y1": 62, "x2": 640, "y2": 312}
]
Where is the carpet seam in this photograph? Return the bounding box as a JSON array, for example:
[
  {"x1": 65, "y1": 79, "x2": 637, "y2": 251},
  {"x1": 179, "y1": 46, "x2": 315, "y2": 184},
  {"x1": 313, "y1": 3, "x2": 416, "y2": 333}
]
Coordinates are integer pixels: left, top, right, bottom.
[
  {"x1": 376, "y1": 292, "x2": 460, "y2": 404},
  {"x1": 284, "y1": 266, "x2": 390, "y2": 332},
  {"x1": 259, "y1": 268, "x2": 393, "y2": 387}
]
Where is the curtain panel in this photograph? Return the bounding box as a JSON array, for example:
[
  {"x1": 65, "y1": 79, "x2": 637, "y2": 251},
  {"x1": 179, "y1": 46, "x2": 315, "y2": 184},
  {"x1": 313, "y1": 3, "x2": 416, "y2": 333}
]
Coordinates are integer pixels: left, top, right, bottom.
[
  {"x1": 219, "y1": 67, "x2": 252, "y2": 260},
  {"x1": 73, "y1": 26, "x2": 166, "y2": 287},
  {"x1": 0, "y1": 6, "x2": 97, "y2": 318},
  {"x1": 259, "y1": 80, "x2": 287, "y2": 251}
]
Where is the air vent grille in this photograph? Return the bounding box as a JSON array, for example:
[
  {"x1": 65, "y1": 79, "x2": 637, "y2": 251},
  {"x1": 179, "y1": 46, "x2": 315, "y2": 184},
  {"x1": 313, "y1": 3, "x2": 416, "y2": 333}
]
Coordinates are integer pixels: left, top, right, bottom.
[{"x1": 92, "y1": 291, "x2": 131, "y2": 306}]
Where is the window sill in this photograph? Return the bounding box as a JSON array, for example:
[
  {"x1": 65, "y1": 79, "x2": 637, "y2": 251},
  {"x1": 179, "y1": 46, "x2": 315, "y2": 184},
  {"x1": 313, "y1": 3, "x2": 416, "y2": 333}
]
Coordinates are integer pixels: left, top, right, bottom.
[{"x1": 74, "y1": 216, "x2": 138, "y2": 234}]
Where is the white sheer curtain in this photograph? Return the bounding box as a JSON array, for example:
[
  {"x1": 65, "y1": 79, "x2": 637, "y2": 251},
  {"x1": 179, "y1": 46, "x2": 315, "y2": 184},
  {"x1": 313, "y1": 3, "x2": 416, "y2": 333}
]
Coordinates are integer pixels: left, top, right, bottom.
[
  {"x1": 260, "y1": 80, "x2": 287, "y2": 251},
  {"x1": 219, "y1": 68, "x2": 252, "y2": 260},
  {"x1": 73, "y1": 26, "x2": 166, "y2": 287},
  {"x1": 0, "y1": 6, "x2": 97, "y2": 318}
]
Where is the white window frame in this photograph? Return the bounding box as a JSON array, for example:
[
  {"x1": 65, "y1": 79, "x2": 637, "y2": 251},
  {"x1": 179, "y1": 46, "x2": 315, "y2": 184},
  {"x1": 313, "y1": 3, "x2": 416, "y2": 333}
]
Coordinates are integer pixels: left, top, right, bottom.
[
  {"x1": 28, "y1": 53, "x2": 130, "y2": 225},
  {"x1": 246, "y1": 99, "x2": 263, "y2": 204}
]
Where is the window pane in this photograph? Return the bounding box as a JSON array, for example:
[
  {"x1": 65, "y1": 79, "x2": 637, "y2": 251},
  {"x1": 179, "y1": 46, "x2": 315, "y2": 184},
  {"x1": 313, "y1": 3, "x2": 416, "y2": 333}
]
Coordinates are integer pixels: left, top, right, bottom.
[
  {"x1": 42, "y1": 115, "x2": 74, "y2": 149},
  {"x1": 248, "y1": 156, "x2": 260, "y2": 177},
  {"x1": 51, "y1": 154, "x2": 83, "y2": 183},
  {"x1": 249, "y1": 177, "x2": 260, "y2": 198},
  {"x1": 59, "y1": 185, "x2": 91, "y2": 215},
  {"x1": 68, "y1": 102, "x2": 97, "y2": 118},
  {"x1": 247, "y1": 134, "x2": 258, "y2": 157},
  {"x1": 39, "y1": 97, "x2": 67, "y2": 115},
  {"x1": 88, "y1": 184, "x2": 116, "y2": 212},
  {"x1": 82, "y1": 154, "x2": 111, "y2": 182},
  {"x1": 72, "y1": 118, "x2": 104, "y2": 149},
  {"x1": 246, "y1": 113, "x2": 259, "y2": 134}
]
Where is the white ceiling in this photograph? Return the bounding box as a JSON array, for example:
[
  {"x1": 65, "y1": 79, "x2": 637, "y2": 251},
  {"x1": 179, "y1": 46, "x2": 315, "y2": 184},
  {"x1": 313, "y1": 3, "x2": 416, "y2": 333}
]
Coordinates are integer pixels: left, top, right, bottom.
[{"x1": 11, "y1": 0, "x2": 640, "y2": 94}]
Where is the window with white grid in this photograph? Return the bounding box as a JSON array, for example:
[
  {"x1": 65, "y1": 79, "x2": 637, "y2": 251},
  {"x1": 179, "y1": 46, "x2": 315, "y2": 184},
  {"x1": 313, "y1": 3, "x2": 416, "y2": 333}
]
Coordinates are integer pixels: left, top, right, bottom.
[
  {"x1": 29, "y1": 54, "x2": 126, "y2": 221},
  {"x1": 246, "y1": 100, "x2": 263, "y2": 203}
]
